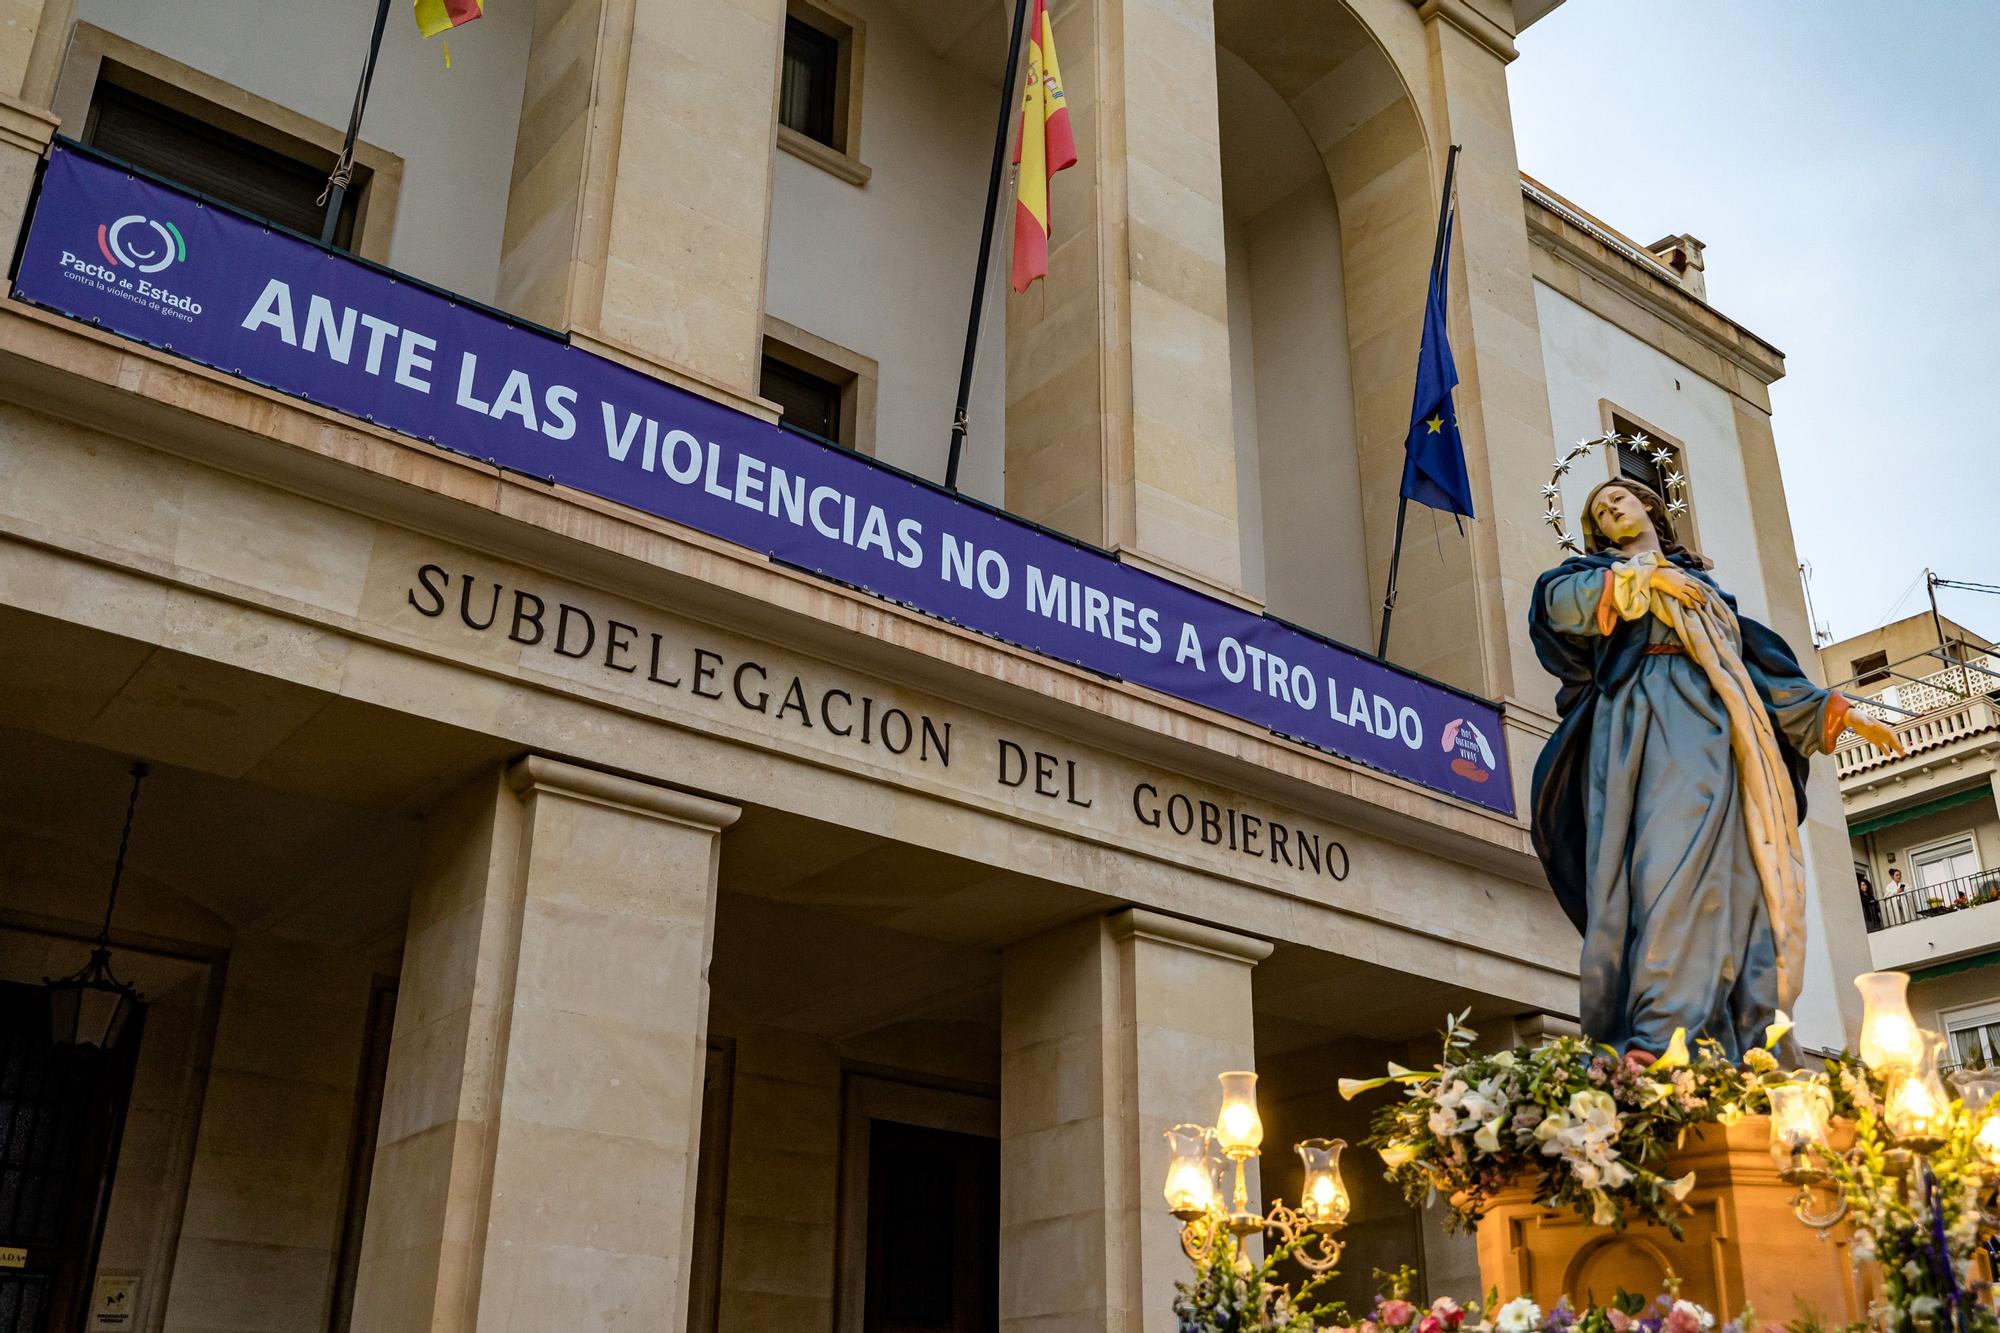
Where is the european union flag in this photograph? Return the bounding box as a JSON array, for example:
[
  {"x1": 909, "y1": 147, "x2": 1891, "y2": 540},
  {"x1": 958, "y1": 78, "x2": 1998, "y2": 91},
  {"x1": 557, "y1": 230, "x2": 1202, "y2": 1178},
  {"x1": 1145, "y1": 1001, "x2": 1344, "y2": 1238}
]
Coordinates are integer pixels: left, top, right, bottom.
[{"x1": 1400, "y1": 205, "x2": 1475, "y2": 519}]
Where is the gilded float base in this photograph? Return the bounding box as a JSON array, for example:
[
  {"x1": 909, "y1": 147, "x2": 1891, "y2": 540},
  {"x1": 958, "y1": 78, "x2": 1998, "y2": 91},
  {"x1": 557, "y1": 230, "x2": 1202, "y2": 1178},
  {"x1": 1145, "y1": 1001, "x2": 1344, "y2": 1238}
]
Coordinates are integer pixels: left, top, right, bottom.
[{"x1": 1473, "y1": 1119, "x2": 1872, "y2": 1320}]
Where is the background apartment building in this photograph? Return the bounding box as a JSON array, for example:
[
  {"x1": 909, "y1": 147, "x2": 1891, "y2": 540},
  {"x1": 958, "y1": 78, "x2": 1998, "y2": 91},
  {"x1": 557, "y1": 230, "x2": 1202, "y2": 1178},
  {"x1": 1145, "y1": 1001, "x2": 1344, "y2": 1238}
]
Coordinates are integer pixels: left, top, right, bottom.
[
  {"x1": 0, "y1": 0, "x2": 1866, "y2": 1327},
  {"x1": 1820, "y1": 609, "x2": 2000, "y2": 1071}
]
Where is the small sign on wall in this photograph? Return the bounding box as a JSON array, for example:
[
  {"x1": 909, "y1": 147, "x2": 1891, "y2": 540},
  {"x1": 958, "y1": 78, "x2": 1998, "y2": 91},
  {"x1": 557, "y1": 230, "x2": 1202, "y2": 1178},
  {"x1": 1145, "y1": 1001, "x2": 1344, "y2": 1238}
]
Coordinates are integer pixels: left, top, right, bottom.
[
  {"x1": 0, "y1": 1246, "x2": 24, "y2": 1268},
  {"x1": 89, "y1": 1275, "x2": 140, "y2": 1329}
]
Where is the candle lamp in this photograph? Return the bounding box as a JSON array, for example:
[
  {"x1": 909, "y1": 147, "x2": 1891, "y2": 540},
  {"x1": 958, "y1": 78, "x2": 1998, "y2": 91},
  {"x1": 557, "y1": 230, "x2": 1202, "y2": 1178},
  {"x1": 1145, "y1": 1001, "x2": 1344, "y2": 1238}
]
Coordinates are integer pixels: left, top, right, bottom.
[
  {"x1": 1856, "y1": 971, "x2": 1924, "y2": 1075},
  {"x1": 1768, "y1": 1081, "x2": 1846, "y2": 1229},
  {"x1": 1883, "y1": 1032, "x2": 1951, "y2": 1155},
  {"x1": 1162, "y1": 1072, "x2": 1349, "y2": 1274}
]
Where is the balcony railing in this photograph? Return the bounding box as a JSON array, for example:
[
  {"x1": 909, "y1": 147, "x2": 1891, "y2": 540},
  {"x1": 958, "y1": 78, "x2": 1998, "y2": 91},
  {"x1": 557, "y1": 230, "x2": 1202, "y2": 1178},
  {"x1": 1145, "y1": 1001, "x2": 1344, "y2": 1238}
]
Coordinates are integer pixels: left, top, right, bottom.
[
  {"x1": 1836, "y1": 696, "x2": 2000, "y2": 780},
  {"x1": 1869, "y1": 867, "x2": 2000, "y2": 932},
  {"x1": 1838, "y1": 650, "x2": 2000, "y2": 720}
]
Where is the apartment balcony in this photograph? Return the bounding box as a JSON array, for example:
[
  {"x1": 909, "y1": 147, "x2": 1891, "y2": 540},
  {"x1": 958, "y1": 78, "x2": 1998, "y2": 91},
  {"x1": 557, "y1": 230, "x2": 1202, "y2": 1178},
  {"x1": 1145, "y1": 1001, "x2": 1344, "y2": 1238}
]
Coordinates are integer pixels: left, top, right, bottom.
[
  {"x1": 1836, "y1": 692, "x2": 2000, "y2": 818},
  {"x1": 1868, "y1": 867, "x2": 2000, "y2": 971}
]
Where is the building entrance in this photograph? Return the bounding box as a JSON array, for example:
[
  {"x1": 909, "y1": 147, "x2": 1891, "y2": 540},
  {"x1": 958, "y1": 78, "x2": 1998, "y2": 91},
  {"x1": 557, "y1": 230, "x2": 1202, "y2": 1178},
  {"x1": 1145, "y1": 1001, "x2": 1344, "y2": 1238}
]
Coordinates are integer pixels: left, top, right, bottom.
[
  {"x1": 863, "y1": 1120, "x2": 998, "y2": 1333},
  {"x1": 0, "y1": 983, "x2": 143, "y2": 1333}
]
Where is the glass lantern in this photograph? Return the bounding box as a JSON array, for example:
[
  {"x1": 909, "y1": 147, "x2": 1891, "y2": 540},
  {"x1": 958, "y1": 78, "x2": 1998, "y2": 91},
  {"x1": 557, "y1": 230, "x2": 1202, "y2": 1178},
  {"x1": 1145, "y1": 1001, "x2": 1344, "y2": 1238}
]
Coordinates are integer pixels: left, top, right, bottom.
[
  {"x1": 1953, "y1": 1069, "x2": 2000, "y2": 1168},
  {"x1": 1214, "y1": 1072, "x2": 1264, "y2": 1158},
  {"x1": 1767, "y1": 1081, "x2": 1831, "y2": 1172},
  {"x1": 1856, "y1": 971, "x2": 1924, "y2": 1073},
  {"x1": 1163, "y1": 1124, "x2": 1218, "y2": 1219},
  {"x1": 1294, "y1": 1138, "x2": 1350, "y2": 1227},
  {"x1": 1883, "y1": 1030, "x2": 1951, "y2": 1147}
]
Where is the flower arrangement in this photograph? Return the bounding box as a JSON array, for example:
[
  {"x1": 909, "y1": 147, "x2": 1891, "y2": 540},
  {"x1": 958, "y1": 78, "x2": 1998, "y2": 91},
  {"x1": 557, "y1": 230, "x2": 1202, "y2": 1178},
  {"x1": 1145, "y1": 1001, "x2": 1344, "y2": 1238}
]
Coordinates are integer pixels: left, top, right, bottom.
[
  {"x1": 1174, "y1": 1256, "x2": 1749, "y2": 1333},
  {"x1": 1338, "y1": 1012, "x2": 1807, "y2": 1236},
  {"x1": 1171, "y1": 1227, "x2": 1337, "y2": 1333},
  {"x1": 1809, "y1": 1060, "x2": 1998, "y2": 1333},
  {"x1": 1332, "y1": 1009, "x2": 2000, "y2": 1332}
]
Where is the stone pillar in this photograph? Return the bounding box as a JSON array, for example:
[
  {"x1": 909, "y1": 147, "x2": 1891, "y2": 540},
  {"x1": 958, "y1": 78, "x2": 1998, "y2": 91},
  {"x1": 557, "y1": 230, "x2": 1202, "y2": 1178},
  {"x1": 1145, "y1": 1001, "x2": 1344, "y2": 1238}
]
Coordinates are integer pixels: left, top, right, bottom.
[
  {"x1": 496, "y1": 0, "x2": 786, "y2": 408},
  {"x1": 350, "y1": 758, "x2": 739, "y2": 1333},
  {"x1": 0, "y1": 0, "x2": 71, "y2": 107},
  {"x1": 1408, "y1": 0, "x2": 1563, "y2": 716},
  {"x1": 0, "y1": 96, "x2": 57, "y2": 265},
  {"x1": 998, "y1": 909, "x2": 1270, "y2": 1333},
  {"x1": 1004, "y1": 0, "x2": 1246, "y2": 599}
]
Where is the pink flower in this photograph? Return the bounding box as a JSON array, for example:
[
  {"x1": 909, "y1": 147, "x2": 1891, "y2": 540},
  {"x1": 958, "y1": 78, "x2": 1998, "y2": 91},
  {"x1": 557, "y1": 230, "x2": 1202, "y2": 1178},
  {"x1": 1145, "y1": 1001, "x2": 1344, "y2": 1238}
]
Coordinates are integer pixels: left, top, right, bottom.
[
  {"x1": 1430, "y1": 1298, "x2": 1466, "y2": 1330},
  {"x1": 1381, "y1": 1300, "x2": 1418, "y2": 1329},
  {"x1": 1607, "y1": 1312, "x2": 1633, "y2": 1333},
  {"x1": 1419, "y1": 1317, "x2": 1442, "y2": 1333}
]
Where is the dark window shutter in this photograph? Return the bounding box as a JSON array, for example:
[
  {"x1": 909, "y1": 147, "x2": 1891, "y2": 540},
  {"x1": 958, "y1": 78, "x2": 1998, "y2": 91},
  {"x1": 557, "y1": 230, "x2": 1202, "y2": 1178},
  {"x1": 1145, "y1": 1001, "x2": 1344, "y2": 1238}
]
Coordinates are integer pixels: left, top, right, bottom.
[
  {"x1": 761, "y1": 356, "x2": 844, "y2": 445},
  {"x1": 84, "y1": 82, "x2": 361, "y2": 247}
]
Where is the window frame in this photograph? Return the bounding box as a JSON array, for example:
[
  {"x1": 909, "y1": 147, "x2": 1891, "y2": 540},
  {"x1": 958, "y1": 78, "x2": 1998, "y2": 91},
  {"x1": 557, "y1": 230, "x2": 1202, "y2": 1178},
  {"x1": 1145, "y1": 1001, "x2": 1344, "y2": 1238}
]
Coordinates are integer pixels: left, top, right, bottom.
[
  {"x1": 1600, "y1": 404, "x2": 1701, "y2": 554},
  {"x1": 762, "y1": 319, "x2": 879, "y2": 455},
  {"x1": 1940, "y1": 998, "x2": 2000, "y2": 1071},
  {"x1": 1906, "y1": 831, "x2": 1982, "y2": 895},
  {"x1": 776, "y1": 0, "x2": 870, "y2": 186},
  {"x1": 1850, "y1": 650, "x2": 1892, "y2": 687},
  {"x1": 53, "y1": 23, "x2": 403, "y2": 264}
]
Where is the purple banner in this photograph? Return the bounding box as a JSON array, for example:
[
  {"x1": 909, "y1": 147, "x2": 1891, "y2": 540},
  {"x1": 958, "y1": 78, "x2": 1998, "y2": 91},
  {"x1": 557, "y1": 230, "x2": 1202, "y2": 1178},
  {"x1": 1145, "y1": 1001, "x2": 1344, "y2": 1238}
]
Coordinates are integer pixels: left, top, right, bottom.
[{"x1": 13, "y1": 145, "x2": 1512, "y2": 812}]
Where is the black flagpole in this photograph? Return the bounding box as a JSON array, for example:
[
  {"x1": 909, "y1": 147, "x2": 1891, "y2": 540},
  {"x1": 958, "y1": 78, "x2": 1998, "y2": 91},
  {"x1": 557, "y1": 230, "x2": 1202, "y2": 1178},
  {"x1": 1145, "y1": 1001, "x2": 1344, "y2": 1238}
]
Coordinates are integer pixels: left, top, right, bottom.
[
  {"x1": 944, "y1": 0, "x2": 1034, "y2": 492},
  {"x1": 321, "y1": 0, "x2": 396, "y2": 248},
  {"x1": 1376, "y1": 142, "x2": 1459, "y2": 661}
]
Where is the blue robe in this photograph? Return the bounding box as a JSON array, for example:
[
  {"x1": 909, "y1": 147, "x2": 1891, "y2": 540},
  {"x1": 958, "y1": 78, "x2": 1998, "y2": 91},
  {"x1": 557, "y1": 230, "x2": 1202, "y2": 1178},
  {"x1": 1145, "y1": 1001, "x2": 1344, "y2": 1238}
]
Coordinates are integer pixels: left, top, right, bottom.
[{"x1": 1529, "y1": 552, "x2": 1834, "y2": 1059}]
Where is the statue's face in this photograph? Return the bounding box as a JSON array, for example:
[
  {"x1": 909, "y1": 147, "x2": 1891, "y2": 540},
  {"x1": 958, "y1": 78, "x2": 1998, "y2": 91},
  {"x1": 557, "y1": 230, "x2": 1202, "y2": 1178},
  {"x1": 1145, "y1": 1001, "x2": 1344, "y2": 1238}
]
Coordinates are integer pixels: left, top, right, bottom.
[{"x1": 1589, "y1": 485, "x2": 1651, "y2": 544}]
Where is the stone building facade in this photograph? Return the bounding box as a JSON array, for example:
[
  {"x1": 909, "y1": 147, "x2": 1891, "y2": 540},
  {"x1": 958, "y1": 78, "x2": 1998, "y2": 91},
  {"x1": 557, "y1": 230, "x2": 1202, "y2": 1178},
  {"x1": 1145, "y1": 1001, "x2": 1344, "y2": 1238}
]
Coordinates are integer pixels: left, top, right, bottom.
[{"x1": 0, "y1": 0, "x2": 1864, "y2": 1328}]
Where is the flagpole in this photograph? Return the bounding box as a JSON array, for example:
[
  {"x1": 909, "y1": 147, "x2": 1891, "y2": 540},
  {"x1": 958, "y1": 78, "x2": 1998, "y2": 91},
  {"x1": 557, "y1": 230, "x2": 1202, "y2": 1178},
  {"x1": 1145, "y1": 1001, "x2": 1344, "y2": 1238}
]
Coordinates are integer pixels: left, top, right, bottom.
[
  {"x1": 944, "y1": 0, "x2": 1034, "y2": 493},
  {"x1": 1376, "y1": 142, "x2": 1459, "y2": 661},
  {"x1": 320, "y1": 0, "x2": 396, "y2": 248}
]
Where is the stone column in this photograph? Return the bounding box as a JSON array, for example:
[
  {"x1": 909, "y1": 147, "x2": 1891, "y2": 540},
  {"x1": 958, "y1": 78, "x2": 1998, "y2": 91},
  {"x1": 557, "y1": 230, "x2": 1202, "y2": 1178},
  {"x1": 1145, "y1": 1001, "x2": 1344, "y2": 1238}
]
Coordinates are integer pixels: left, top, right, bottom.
[
  {"x1": 496, "y1": 0, "x2": 786, "y2": 408},
  {"x1": 1004, "y1": 0, "x2": 1246, "y2": 599},
  {"x1": 350, "y1": 757, "x2": 739, "y2": 1333},
  {"x1": 0, "y1": 0, "x2": 71, "y2": 107},
  {"x1": 998, "y1": 909, "x2": 1270, "y2": 1333},
  {"x1": 1408, "y1": 0, "x2": 1563, "y2": 721}
]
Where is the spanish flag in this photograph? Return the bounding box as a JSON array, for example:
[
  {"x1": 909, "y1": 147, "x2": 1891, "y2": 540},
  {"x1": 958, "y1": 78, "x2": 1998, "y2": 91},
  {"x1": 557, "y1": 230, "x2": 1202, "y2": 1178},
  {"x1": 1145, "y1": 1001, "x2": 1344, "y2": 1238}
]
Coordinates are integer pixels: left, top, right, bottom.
[
  {"x1": 414, "y1": 0, "x2": 482, "y2": 40},
  {"x1": 1010, "y1": 0, "x2": 1076, "y2": 292}
]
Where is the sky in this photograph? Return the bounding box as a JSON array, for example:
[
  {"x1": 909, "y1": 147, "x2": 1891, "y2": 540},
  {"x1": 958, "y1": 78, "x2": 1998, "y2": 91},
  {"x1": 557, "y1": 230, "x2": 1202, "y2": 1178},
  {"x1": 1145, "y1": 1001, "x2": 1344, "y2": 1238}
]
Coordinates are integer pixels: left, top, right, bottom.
[{"x1": 1505, "y1": 1, "x2": 2000, "y2": 648}]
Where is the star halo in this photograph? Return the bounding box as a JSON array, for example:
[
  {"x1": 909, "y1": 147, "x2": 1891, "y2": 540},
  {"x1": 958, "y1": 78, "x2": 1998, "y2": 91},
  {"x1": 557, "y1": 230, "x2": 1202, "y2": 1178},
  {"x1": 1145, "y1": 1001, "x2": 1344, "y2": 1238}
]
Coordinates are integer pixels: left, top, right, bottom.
[{"x1": 1543, "y1": 432, "x2": 1691, "y2": 557}]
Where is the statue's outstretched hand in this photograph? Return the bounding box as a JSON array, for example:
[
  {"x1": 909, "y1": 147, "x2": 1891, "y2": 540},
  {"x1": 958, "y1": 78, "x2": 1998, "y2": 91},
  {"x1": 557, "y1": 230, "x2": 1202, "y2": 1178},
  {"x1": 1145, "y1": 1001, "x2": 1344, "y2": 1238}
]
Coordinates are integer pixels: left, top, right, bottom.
[
  {"x1": 1846, "y1": 709, "x2": 1907, "y2": 758},
  {"x1": 1648, "y1": 566, "x2": 1706, "y2": 609}
]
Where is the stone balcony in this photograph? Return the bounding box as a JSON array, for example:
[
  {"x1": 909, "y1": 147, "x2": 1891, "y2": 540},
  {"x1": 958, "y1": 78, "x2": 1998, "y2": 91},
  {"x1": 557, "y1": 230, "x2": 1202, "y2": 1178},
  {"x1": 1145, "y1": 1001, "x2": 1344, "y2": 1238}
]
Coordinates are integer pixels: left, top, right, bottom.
[
  {"x1": 1836, "y1": 695, "x2": 2000, "y2": 814},
  {"x1": 1868, "y1": 883, "x2": 2000, "y2": 971}
]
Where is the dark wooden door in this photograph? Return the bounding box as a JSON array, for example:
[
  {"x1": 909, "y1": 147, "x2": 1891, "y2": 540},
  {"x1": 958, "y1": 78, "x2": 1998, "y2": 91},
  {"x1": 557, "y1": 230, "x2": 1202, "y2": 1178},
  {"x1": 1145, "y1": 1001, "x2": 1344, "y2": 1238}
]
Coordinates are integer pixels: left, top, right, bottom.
[
  {"x1": 0, "y1": 982, "x2": 143, "y2": 1333},
  {"x1": 863, "y1": 1120, "x2": 999, "y2": 1333}
]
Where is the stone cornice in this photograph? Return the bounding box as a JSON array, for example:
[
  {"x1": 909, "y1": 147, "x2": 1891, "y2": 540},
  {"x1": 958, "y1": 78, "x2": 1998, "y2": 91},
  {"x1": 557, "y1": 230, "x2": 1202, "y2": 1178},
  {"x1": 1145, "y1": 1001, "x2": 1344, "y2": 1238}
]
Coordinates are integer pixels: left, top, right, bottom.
[
  {"x1": 1412, "y1": 0, "x2": 1519, "y2": 63},
  {"x1": 1523, "y1": 185, "x2": 1787, "y2": 388},
  {"x1": 0, "y1": 93, "x2": 60, "y2": 154},
  {"x1": 1108, "y1": 907, "x2": 1276, "y2": 965},
  {"x1": 506, "y1": 754, "x2": 742, "y2": 830}
]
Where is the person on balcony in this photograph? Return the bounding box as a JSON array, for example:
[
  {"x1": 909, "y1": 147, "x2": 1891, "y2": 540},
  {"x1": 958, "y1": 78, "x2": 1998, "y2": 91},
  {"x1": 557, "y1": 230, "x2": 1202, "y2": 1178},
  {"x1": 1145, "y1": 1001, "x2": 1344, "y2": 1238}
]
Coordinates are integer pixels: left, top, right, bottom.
[
  {"x1": 1859, "y1": 874, "x2": 1881, "y2": 930},
  {"x1": 1530, "y1": 478, "x2": 1905, "y2": 1063}
]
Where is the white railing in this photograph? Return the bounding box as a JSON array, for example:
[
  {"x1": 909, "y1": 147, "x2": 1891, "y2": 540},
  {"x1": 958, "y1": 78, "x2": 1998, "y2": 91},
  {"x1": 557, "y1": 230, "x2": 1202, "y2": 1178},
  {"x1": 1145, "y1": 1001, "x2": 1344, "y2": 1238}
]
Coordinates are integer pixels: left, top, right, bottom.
[{"x1": 1835, "y1": 696, "x2": 2000, "y2": 779}]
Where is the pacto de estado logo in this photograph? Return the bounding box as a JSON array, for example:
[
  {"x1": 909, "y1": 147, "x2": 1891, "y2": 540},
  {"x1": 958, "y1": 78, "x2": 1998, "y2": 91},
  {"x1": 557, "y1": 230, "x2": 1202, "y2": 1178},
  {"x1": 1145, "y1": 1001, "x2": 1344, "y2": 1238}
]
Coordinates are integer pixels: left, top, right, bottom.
[
  {"x1": 1440, "y1": 717, "x2": 1496, "y2": 784},
  {"x1": 97, "y1": 213, "x2": 185, "y2": 273}
]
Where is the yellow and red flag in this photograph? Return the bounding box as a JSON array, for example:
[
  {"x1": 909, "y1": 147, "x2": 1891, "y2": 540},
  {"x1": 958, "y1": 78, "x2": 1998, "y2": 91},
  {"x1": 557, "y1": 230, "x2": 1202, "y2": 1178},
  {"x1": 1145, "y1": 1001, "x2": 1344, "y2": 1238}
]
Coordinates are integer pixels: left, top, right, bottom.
[
  {"x1": 1010, "y1": 0, "x2": 1077, "y2": 292},
  {"x1": 414, "y1": 0, "x2": 482, "y2": 40}
]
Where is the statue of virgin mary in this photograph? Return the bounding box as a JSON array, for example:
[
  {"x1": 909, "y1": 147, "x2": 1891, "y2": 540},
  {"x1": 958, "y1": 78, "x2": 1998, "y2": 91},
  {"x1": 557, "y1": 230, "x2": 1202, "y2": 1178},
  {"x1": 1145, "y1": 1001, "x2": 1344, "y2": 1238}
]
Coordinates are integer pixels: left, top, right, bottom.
[{"x1": 1530, "y1": 476, "x2": 1902, "y2": 1062}]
